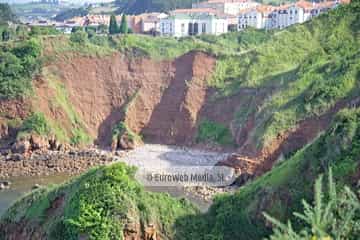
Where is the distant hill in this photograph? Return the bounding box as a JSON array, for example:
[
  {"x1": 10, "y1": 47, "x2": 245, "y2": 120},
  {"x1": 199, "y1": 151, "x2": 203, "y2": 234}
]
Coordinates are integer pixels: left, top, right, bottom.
[
  {"x1": 53, "y1": 7, "x2": 89, "y2": 22},
  {"x1": 115, "y1": 0, "x2": 206, "y2": 14},
  {"x1": 0, "y1": 3, "x2": 16, "y2": 24}
]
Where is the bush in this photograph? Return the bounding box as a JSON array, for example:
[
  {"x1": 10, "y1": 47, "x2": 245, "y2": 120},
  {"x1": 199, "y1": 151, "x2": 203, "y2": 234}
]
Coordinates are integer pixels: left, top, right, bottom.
[
  {"x1": 0, "y1": 39, "x2": 41, "y2": 98},
  {"x1": 20, "y1": 112, "x2": 51, "y2": 136},
  {"x1": 264, "y1": 170, "x2": 360, "y2": 240},
  {"x1": 70, "y1": 30, "x2": 88, "y2": 44},
  {"x1": 197, "y1": 119, "x2": 234, "y2": 146}
]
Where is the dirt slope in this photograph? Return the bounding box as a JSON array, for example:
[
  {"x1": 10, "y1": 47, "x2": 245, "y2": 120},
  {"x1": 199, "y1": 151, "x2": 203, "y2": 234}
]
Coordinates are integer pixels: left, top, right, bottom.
[
  {"x1": 35, "y1": 51, "x2": 215, "y2": 147},
  {"x1": 2, "y1": 49, "x2": 353, "y2": 178}
]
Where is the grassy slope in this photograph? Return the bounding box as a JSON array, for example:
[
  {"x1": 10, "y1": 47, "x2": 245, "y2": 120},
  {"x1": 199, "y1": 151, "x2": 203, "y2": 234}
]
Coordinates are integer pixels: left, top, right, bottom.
[
  {"x1": 0, "y1": 163, "x2": 197, "y2": 240},
  {"x1": 174, "y1": 108, "x2": 360, "y2": 240},
  {"x1": 210, "y1": 2, "x2": 360, "y2": 149}
]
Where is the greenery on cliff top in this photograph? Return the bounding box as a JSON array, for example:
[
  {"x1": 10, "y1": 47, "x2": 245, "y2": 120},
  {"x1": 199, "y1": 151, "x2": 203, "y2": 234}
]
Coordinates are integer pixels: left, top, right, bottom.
[
  {"x1": 174, "y1": 107, "x2": 360, "y2": 240},
  {"x1": 0, "y1": 38, "x2": 42, "y2": 99},
  {"x1": 210, "y1": 1, "x2": 360, "y2": 149},
  {"x1": 0, "y1": 163, "x2": 197, "y2": 240}
]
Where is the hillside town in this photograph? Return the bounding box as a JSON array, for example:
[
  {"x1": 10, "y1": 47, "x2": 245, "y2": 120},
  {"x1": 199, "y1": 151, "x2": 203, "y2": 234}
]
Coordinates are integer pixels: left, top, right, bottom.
[{"x1": 25, "y1": 0, "x2": 351, "y2": 37}]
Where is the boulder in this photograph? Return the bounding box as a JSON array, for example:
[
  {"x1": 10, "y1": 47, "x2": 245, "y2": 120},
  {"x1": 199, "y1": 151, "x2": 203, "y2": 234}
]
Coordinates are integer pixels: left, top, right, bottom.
[
  {"x1": 11, "y1": 139, "x2": 31, "y2": 154},
  {"x1": 119, "y1": 134, "x2": 136, "y2": 150},
  {"x1": 0, "y1": 122, "x2": 8, "y2": 138},
  {"x1": 30, "y1": 135, "x2": 50, "y2": 151},
  {"x1": 111, "y1": 137, "x2": 118, "y2": 152},
  {"x1": 49, "y1": 137, "x2": 60, "y2": 151},
  {"x1": 10, "y1": 153, "x2": 24, "y2": 161}
]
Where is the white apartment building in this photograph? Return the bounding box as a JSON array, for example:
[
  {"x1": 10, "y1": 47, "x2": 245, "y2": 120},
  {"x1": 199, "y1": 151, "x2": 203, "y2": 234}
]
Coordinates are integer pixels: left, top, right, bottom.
[
  {"x1": 238, "y1": 5, "x2": 274, "y2": 30},
  {"x1": 269, "y1": 2, "x2": 313, "y2": 29},
  {"x1": 239, "y1": 0, "x2": 350, "y2": 31},
  {"x1": 193, "y1": 0, "x2": 259, "y2": 15},
  {"x1": 160, "y1": 9, "x2": 228, "y2": 37}
]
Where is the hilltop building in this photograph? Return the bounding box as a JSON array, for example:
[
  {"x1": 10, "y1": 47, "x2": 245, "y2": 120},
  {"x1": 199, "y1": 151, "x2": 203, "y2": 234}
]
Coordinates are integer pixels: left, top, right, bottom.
[
  {"x1": 238, "y1": 5, "x2": 274, "y2": 30},
  {"x1": 159, "y1": 8, "x2": 228, "y2": 37},
  {"x1": 238, "y1": 0, "x2": 350, "y2": 31},
  {"x1": 141, "y1": 13, "x2": 168, "y2": 33}
]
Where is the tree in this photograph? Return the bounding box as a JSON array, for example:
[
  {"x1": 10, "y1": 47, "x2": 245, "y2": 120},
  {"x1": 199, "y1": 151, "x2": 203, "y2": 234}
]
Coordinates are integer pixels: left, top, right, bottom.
[
  {"x1": 119, "y1": 14, "x2": 128, "y2": 34},
  {"x1": 16, "y1": 25, "x2": 28, "y2": 40},
  {"x1": 1, "y1": 29, "x2": 10, "y2": 41},
  {"x1": 109, "y1": 14, "x2": 119, "y2": 35},
  {"x1": 264, "y1": 169, "x2": 360, "y2": 240}
]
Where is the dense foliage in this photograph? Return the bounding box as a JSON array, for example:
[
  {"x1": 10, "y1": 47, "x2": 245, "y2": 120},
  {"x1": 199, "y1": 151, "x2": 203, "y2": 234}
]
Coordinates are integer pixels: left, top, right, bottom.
[
  {"x1": 265, "y1": 170, "x2": 360, "y2": 240},
  {"x1": 0, "y1": 39, "x2": 42, "y2": 98},
  {"x1": 0, "y1": 163, "x2": 197, "y2": 240},
  {"x1": 209, "y1": 2, "x2": 360, "y2": 149},
  {"x1": 197, "y1": 119, "x2": 234, "y2": 146},
  {"x1": 18, "y1": 112, "x2": 51, "y2": 137}
]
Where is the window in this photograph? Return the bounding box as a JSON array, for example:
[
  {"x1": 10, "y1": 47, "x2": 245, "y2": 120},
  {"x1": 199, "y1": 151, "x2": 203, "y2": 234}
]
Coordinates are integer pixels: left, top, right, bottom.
[
  {"x1": 202, "y1": 23, "x2": 206, "y2": 33},
  {"x1": 181, "y1": 23, "x2": 185, "y2": 33},
  {"x1": 194, "y1": 23, "x2": 199, "y2": 35},
  {"x1": 188, "y1": 23, "x2": 193, "y2": 35}
]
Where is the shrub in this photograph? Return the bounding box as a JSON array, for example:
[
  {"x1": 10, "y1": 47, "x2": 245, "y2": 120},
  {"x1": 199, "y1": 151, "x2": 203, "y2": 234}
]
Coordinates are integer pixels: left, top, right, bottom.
[
  {"x1": 264, "y1": 169, "x2": 360, "y2": 240},
  {"x1": 70, "y1": 30, "x2": 88, "y2": 44},
  {"x1": 20, "y1": 112, "x2": 51, "y2": 136},
  {"x1": 0, "y1": 39, "x2": 41, "y2": 98},
  {"x1": 197, "y1": 119, "x2": 234, "y2": 146}
]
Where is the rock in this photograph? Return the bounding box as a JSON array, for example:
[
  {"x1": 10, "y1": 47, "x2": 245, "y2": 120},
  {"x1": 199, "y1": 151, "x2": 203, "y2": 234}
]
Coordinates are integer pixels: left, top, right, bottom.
[
  {"x1": 0, "y1": 148, "x2": 11, "y2": 156},
  {"x1": 11, "y1": 139, "x2": 31, "y2": 154},
  {"x1": 32, "y1": 184, "x2": 42, "y2": 189},
  {"x1": 119, "y1": 134, "x2": 136, "y2": 150},
  {"x1": 30, "y1": 135, "x2": 50, "y2": 151},
  {"x1": 2, "y1": 181, "x2": 11, "y2": 186},
  {"x1": 0, "y1": 181, "x2": 10, "y2": 190},
  {"x1": 0, "y1": 122, "x2": 8, "y2": 138},
  {"x1": 49, "y1": 137, "x2": 60, "y2": 151},
  {"x1": 111, "y1": 138, "x2": 118, "y2": 152},
  {"x1": 10, "y1": 153, "x2": 24, "y2": 161}
]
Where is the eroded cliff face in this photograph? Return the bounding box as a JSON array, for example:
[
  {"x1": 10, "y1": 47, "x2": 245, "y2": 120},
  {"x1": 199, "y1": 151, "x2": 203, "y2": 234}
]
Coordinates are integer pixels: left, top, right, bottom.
[
  {"x1": 1, "y1": 50, "x2": 352, "y2": 177},
  {"x1": 34, "y1": 51, "x2": 215, "y2": 147}
]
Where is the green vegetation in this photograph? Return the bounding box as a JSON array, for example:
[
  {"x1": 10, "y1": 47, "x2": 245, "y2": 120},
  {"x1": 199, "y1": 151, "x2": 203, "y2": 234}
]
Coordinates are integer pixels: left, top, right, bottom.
[
  {"x1": 109, "y1": 14, "x2": 119, "y2": 35},
  {"x1": 30, "y1": 26, "x2": 60, "y2": 36},
  {"x1": 119, "y1": 14, "x2": 128, "y2": 34},
  {"x1": 43, "y1": 68, "x2": 91, "y2": 145},
  {"x1": 209, "y1": 2, "x2": 360, "y2": 149},
  {"x1": 0, "y1": 3, "x2": 16, "y2": 24},
  {"x1": 112, "y1": 122, "x2": 141, "y2": 142},
  {"x1": 197, "y1": 119, "x2": 235, "y2": 146},
  {"x1": 70, "y1": 30, "x2": 88, "y2": 45},
  {"x1": 18, "y1": 112, "x2": 51, "y2": 138},
  {"x1": 175, "y1": 107, "x2": 360, "y2": 240},
  {"x1": 0, "y1": 38, "x2": 42, "y2": 98},
  {"x1": 265, "y1": 169, "x2": 360, "y2": 240},
  {"x1": 1, "y1": 163, "x2": 197, "y2": 240}
]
